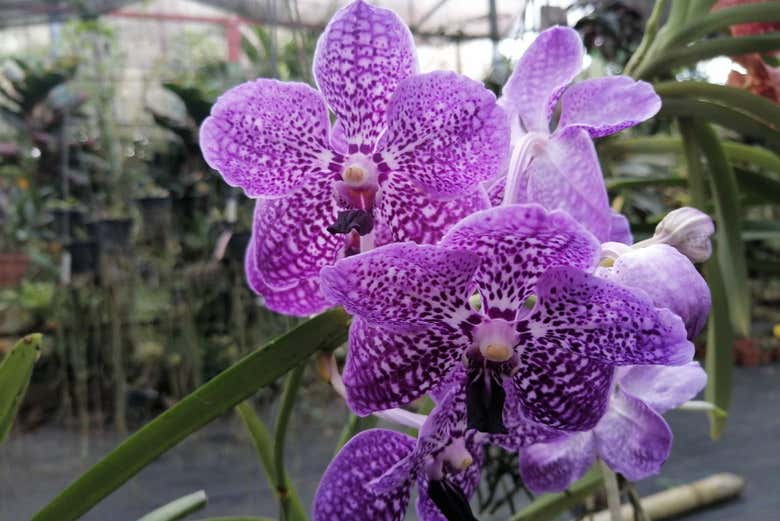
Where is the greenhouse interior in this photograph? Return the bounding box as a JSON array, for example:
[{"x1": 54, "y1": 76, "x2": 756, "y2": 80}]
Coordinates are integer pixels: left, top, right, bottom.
[{"x1": 0, "y1": 0, "x2": 779, "y2": 520}]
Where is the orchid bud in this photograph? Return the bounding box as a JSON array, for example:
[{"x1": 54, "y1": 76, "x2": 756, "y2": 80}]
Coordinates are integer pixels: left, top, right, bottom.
[{"x1": 649, "y1": 207, "x2": 715, "y2": 263}]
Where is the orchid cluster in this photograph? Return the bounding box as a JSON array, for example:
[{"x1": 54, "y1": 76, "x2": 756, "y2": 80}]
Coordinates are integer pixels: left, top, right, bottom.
[{"x1": 200, "y1": 1, "x2": 715, "y2": 520}]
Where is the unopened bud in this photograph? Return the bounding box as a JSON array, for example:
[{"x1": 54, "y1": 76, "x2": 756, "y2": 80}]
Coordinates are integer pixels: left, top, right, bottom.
[{"x1": 647, "y1": 207, "x2": 714, "y2": 263}]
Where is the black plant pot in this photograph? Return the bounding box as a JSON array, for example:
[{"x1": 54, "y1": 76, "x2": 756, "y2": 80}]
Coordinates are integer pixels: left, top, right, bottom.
[
  {"x1": 50, "y1": 208, "x2": 86, "y2": 239},
  {"x1": 89, "y1": 218, "x2": 133, "y2": 249},
  {"x1": 67, "y1": 240, "x2": 98, "y2": 274},
  {"x1": 226, "y1": 231, "x2": 251, "y2": 262}
]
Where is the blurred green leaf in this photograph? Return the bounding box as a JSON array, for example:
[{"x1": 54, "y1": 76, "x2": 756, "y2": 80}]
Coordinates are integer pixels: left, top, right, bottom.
[
  {"x1": 0, "y1": 334, "x2": 41, "y2": 444},
  {"x1": 705, "y1": 252, "x2": 734, "y2": 440},
  {"x1": 507, "y1": 467, "x2": 603, "y2": 521},
  {"x1": 136, "y1": 491, "x2": 207, "y2": 521},
  {"x1": 666, "y1": 2, "x2": 780, "y2": 47},
  {"x1": 31, "y1": 308, "x2": 350, "y2": 521}
]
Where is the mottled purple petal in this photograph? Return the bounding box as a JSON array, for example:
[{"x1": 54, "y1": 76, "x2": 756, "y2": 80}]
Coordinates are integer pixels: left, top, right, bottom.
[
  {"x1": 598, "y1": 244, "x2": 711, "y2": 339},
  {"x1": 313, "y1": 428, "x2": 415, "y2": 521},
  {"x1": 506, "y1": 347, "x2": 613, "y2": 431},
  {"x1": 609, "y1": 212, "x2": 634, "y2": 245},
  {"x1": 343, "y1": 317, "x2": 469, "y2": 414},
  {"x1": 522, "y1": 266, "x2": 694, "y2": 366},
  {"x1": 416, "y1": 459, "x2": 481, "y2": 521},
  {"x1": 500, "y1": 26, "x2": 583, "y2": 133},
  {"x1": 200, "y1": 79, "x2": 332, "y2": 198},
  {"x1": 320, "y1": 242, "x2": 479, "y2": 330},
  {"x1": 440, "y1": 204, "x2": 600, "y2": 321},
  {"x1": 557, "y1": 76, "x2": 661, "y2": 138},
  {"x1": 525, "y1": 127, "x2": 612, "y2": 242},
  {"x1": 330, "y1": 119, "x2": 349, "y2": 154},
  {"x1": 519, "y1": 433, "x2": 596, "y2": 493},
  {"x1": 594, "y1": 389, "x2": 672, "y2": 481},
  {"x1": 251, "y1": 175, "x2": 342, "y2": 290},
  {"x1": 618, "y1": 363, "x2": 707, "y2": 414},
  {"x1": 376, "y1": 71, "x2": 509, "y2": 198},
  {"x1": 313, "y1": 0, "x2": 417, "y2": 150},
  {"x1": 245, "y1": 239, "x2": 329, "y2": 316},
  {"x1": 485, "y1": 176, "x2": 507, "y2": 207},
  {"x1": 377, "y1": 174, "x2": 490, "y2": 245}
]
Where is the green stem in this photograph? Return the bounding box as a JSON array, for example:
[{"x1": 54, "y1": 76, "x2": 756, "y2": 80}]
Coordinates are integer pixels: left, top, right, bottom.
[
  {"x1": 600, "y1": 460, "x2": 623, "y2": 521},
  {"x1": 664, "y1": 2, "x2": 780, "y2": 48},
  {"x1": 637, "y1": 33, "x2": 780, "y2": 79},
  {"x1": 506, "y1": 466, "x2": 603, "y2": 521},
  {"x1": 335, "y1": 414, "x2": 379, "y2": 453},
  {"x1": 678, "y1": 119, "x2": 710, "y2": 206},
  {"x1": 273, "y1": 364, "x2": 306, "y2": 521},
  {"x1": 624, "y1": 0, "x2": 669, "y2": 76},
  {"x1": 136, "y1": 491, "x2": 207, "y2": 521}
]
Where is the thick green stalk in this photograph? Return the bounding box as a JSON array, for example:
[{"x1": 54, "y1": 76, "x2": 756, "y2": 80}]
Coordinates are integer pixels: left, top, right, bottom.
[
  {"x1": 273, "y1": 364, "x2": 306, "y2": 521},
  {"x1": 624, "y1": 0, "x2": 669, "y2": 76},
  {"x1": 31, "y1": 308, "x2": 350, "y2": 521},
  {"x1": 664, "y1": 2, "x2": 780, "y2": 48}
]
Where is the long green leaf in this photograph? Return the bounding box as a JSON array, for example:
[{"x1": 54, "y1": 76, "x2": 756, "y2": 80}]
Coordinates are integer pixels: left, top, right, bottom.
[
  {"x1": 136, "y1": 491, "x2": 207, "y2": 521},
  {"x1": 0, "y1": 333, "x2": 41, "y2": 443},
  {"x1": 705, "y1": 251, "x2": 734, "y2": 440},
  {"x1": 273, "y1": 364, "x2": 308, "y2": 521},
  {"x1": 665, "y1": 3, "x2": 780, "y2": 47},
  {"x1": 638, "y1": 33, "x2": 780, "y2": 78},
  {"x1": 507, "y1": 467, "x2": 603, "y2": 521},
  {"x1": 32, "y1": 308, "x2": 350, "y2": 521}
]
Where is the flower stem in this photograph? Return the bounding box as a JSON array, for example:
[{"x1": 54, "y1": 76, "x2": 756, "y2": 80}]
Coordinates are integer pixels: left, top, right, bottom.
[
  {"x1": 600, "y1": 459, "x2": 623, "y2": 521},
  {"x1": 273, "y1": 364, "x2": 306, "y2": 521}
]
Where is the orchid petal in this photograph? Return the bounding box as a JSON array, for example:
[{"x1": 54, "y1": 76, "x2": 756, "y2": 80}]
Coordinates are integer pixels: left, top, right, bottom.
[
  {"x1": 519, "y1": 433, "x2": 597, "y2": 493},
  {"x1": 557, "y1": 76, "x2": 661, "y2": 138},
  {"x1": 376, "y1": 71, "x2": 509, "y2": 198},
  {"x1": 440, "y1": 204, "x2": 600, "y2": 321},
  {"x1": 200, "y1": 79, "x2": 332, "y2": 198},
  {"x1": 500, "y1": 26, "x2": 583, "y2": 133},
  {"x1": 618, "y1": 362, "x2": 707, "y2": 414},
  {"x1": 313, "y1": 0, "x2": 417, "y2": 151},
  {"x1": 521, "y1": 266, "x2": 694, "y2": 366},
  {"x1": 313, "y1": 428, "x2": 415, "y2": 521},
  {"x1": 609, "y1": 212, "x2": 634, "y2": 245},
  {"x1": 594, "y1": 389, "x2": 672, "y2": 481}
]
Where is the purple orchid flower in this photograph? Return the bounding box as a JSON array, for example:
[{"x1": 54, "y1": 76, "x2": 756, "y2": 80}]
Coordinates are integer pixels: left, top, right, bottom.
[
  {"x1": 200, "y1": 0, "x2": 508, "y2": 316},
  {"x1": 313, "y1": 381, "x2": 555, "y2": 521},
  {"x1": 493, "y1": 26, "x2": 661, "y2": 243},
  {"x1": 320, "y1": 204, "x2": 693, "y2": 436},
  {"x1": 519, "y1": 361, "x2": 707, "y2": 492}
]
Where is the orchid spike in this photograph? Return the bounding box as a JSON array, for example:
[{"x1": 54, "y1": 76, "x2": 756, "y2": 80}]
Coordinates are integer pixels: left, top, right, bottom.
[
  {"x1": 493, "y1": 26, "x2": 661, "y2": 242},
  {"x1": 320, "y1": 204, "x2": 693, "y2": 435},
  {"x1": 200, "y1": 0, "x2": 508, "y2": 316},
  {"x1": 519, "y1": 362, "x2": 707, "y2": 492}
]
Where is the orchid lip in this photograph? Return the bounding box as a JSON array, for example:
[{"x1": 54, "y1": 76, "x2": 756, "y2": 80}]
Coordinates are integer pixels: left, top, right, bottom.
[{"x1": 473, "y1": 318, "x2": 518, "y2": 363}]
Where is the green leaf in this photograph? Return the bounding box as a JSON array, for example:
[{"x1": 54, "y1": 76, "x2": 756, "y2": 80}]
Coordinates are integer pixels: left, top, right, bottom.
[
  {"x1": 666, "y1": 3, "x2": 780, "y2": 47},
  {"x1": 191, "y1": 518, "x2": 274, "y2": 521},
  {"x1": 273, "y1": 365, "x2": 308, "y2": 521},
  {"x1": 0, "y1": 333, "x2": 41, "y2": 444},
  {"x1": 638, "y1": 33, "x2": 780, "y2": 78},
  {"x1": 606, "y1": 175, "x2": 686, "y2": 190},
  {"x1": 507, "y1": 467, "x2": 603, "y2": 521},
  {"x1": 31, "y1": 308, "x2": 350, "y2": 521},
  {"x1": 136, "y1": 491, "x2": 207, "y2": 521}
]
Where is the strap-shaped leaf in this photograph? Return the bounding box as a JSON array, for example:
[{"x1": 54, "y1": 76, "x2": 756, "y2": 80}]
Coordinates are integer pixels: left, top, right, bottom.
[
  {"x1": 32, "y1": 309, "x2": 349, "y2": 521},
  {"x1": 136, "y1": 491, "x2": 207, "y2": 521},
  {"x1": 507, "y1": 467, "x2": 603, "y2": 521},
  {"x1": 705, "y1": 252, "x2": 734, "y2": 440},
  {"x1": 0, "y1": 333, "x2": 41, "y2": 444},
  {"x1": 666, "y1": 2, "x2": 780, "y2": 47}
]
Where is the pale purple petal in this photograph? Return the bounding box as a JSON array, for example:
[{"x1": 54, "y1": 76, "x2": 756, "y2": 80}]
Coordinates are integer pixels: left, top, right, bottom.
[
  {"x1": 440, "y1": 204, "x2": 600, "y2": 321},
  {"x1": 521, "y1": 266, "x2": 694, "y2": 366},
  {"x1": 376, "y1": 71, "x2": 510, "y2": 198},
  {"x1": 313, "y1": 428, "x2": 415, "y2": 521},
  {"x1": 594, "y1": 389, "x2": 672, "y2": 481},
  {"x1": 506, "y1": 347, "x2": 613, "y2": 431},
  {"x1": 519, "y1": 433, "x2": 596, "y2": 493},
  {"x1": 609, "y1": 212, "x2": 634, "y2": 245},
  {"x1": 313, "y1": 0, "x2": 417, "y2": 150},
  {"x1": 200, "y1": 79, "x2": 332, "y2": 198},
  {"x1": 251, "y1": 176, "x2": 342, "y2": 290},
  {"x1": 618, "y1": 363, "x2": 707, "y2": 414},
  {"x1": 598, "y1": 244, "x2": 711, "y2": 338},
  {"x1": 343, "y1": 317, "x2": 470, "y2": 414},
  {"x1": 485, "y1": 176, "x2": 507, "y2": 207},
  {"x1": 525, "y1": 127, "x2": 612, "y2": 242},
  {"x1": 330, "y1": 119, "x2": 349, "y2": 154},
  {"x1": 376, "y1": 173, "x2": 490, "y2": 245},
  {"x1": 557, "y1": 76, "x2": 661, "y2": 138},
  {"x1": 320, "y1": 243, "x2": 479, "y2": 330},
  {"x1": 500, "y1": 26, "x2": 583, "y2": 133},
  {"x1": 245, "y1": 240, "x2": 329, "y2": 316}
]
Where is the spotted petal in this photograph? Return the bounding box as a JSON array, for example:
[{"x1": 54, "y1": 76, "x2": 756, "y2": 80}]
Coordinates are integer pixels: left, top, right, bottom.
[
  {"x1": 251, "y1": 175, "x2": 343, "y2": 290},
  {"x1": 505, "y1": 346, "x2": 613, "y2": 431},
  {"x1": 200, "y1": 79, "x2": 332, "y2": 198},
  {"x1": 377, "y1": 173, "x2": 490, "y2": 245},
  {"x1": 521, "y1": 266, "x2": 694, "y2": 366},
  {"x1": 500, "y1": 26, "x2": 583, "y2": 134},
  {"x1": 376, "y1": 71, "x2": 510, "y2": 198},
  {"x1": 519, "y1": 433, "x2": 597, "y2": 493},
  {"x1": 313, "y1": 428, "x2": 415, "y2": 521},
  {"x1": 618, "y1": 363, "x2": 707, "y2": 414},
  {"x1": 440, "y1": 204, "x2": 600, "y2": 321},
  {"x1": 598, "y1": 244, "x2": 711, "y2": 339},
  {"x1": 320, "y1": 242, "x2": 479, "y2": 330},
  {"x1": 313, "y1": 0, "x2": 417, "y2": 151},
  {"x1": 343, "y1": 317, "x2": 470, "y2": 414},
  {"x1": 525, "y1": 127, "x2": 612, "y2": 242},
  {"x1": 557, "y1": 76, "x2": 661, "y2": 138},
  {"x1": 245, "y1": 238, "x2": 329, "y2": 316},
  {"x1": 594, "y1": 389, "x2": 672, "y2": 481}
]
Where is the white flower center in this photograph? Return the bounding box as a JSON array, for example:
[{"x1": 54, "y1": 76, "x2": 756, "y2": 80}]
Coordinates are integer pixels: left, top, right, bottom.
[{"x1": 474, "y1": 318, "x2": 518, "y2": 363}]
